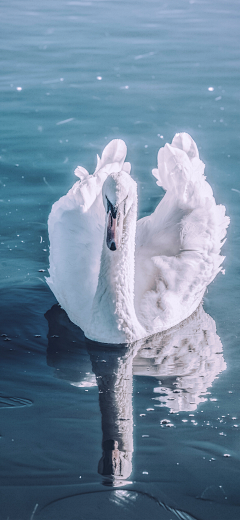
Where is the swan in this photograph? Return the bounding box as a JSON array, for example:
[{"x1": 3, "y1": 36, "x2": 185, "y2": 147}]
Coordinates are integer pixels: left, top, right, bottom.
[{"x1": 47, "y1": 133, "x2": 229, "y2": 344}]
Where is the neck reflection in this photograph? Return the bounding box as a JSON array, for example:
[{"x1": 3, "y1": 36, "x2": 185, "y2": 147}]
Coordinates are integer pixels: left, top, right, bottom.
[{"x1": 87, "y1": 342, "x2": 140, "y2": 483}]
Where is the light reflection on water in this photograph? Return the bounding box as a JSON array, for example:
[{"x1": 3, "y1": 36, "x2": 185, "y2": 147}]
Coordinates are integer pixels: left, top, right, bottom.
[{"x1": 1, "y1": 0, "x2": 240, "y2": 518}]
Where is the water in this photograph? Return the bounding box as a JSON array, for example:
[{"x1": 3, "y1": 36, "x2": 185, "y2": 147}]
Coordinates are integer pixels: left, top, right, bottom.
[{"x1": 1, "y1": 0, "x2": 240, "y2": 518}]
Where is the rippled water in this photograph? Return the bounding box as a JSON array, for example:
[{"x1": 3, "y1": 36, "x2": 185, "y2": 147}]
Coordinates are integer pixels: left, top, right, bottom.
[{"x1": 1, "y1": 0, "x2": 240, "y2": 518}]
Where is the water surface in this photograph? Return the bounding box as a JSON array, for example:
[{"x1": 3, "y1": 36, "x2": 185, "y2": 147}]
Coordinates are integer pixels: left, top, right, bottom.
[{"x1": 1, "y1": 0, "x2": 240, "y2": 518}]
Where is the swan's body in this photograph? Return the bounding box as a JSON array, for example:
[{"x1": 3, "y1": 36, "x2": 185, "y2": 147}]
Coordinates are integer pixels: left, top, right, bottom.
[{"x1": 47, "y1": 133, "x2": 229, "y2": 344}]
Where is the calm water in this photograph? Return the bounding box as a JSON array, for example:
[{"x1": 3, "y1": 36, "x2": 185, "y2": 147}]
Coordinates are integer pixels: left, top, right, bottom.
[{"x1": 1, "y1": 0, "x2": 240, "y2": 518}]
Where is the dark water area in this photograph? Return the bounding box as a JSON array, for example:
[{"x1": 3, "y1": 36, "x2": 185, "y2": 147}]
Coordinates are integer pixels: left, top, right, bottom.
[{"x1": 1, "y1": 0, "x2": 240, "y2": 518}]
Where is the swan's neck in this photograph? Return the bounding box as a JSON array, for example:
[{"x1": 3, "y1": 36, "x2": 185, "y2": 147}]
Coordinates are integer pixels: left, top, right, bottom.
[{"x1": 85, "y1": 201, "x2": 145, "y2": 343}]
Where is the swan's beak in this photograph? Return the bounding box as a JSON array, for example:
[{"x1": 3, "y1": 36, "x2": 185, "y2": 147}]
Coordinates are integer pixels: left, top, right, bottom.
[{"x1": 106, "y1": 210, "x2": 118, "y2": 251}]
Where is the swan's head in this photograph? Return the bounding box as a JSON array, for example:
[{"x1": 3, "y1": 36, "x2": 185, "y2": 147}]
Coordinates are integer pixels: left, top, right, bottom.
[{"x1": 102, "y1": 171, "x2": 137, "y2": 251}]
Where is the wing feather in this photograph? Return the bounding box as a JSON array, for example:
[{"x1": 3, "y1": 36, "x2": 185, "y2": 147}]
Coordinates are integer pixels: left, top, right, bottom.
[
  {"x1": 135, "y1": 133, "x2": 229, "y2": 334},
  {"x1": 47, "y1": 139, "x2": 128, "y2": 331}
]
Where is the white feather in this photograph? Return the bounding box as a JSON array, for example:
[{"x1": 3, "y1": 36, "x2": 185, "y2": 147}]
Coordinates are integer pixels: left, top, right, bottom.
[
  {"x1": 135, "y1": 133, "x2": 229, "y2": 334},
  {"x1": 47, "y1": 133, "x2": 229, "y2": 344}
]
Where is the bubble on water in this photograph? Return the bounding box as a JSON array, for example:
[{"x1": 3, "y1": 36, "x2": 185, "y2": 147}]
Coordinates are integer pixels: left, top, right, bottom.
[
  {"x1": 208, "y1": 87, "x2": 214, "y2": 91},
  {"x1": 161, "y1": 419, "x2": 174, "y2": 427}
]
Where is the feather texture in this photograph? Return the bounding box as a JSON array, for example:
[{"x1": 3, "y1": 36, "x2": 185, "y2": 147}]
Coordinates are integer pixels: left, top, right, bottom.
[
  {"x1": 135, "y1": 133, "x2": 229, "y2": 334},
  {"x1": 47, "y1": 134, "x2": 229, "y2": 343}
]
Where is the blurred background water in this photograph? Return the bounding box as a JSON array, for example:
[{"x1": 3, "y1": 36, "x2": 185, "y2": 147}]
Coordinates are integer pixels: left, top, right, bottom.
[{"x1": 1, "y1": 0, "x2": 240, "y2": 519}]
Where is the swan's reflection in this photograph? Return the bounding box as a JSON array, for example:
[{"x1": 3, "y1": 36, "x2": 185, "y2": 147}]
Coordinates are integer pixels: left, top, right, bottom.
[
  {"x1": 45, "y1": 304, "x2": 95, "y2": 387},
  {"x1": 45, "y1": 304, "x2": 226, "y2": 482},
  {"x1": 87, "y1": 341, "x2": 140, "y2": 481},
  {"x1": 133, "y1": 305, "x2": 226, "y2": 413}
]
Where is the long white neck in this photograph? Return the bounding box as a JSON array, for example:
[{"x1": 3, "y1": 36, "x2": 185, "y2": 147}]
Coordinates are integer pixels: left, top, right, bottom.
[{"x1": 85, "y1": 200, "x2": 145, "y2": 344}]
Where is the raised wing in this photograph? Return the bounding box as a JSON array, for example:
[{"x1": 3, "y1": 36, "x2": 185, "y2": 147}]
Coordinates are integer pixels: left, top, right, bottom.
[
  {"x1": 135, "y1": 133, "x2": 229, "y2": 335},
  {"x1": 47, "y1": 139, "x2": 128, "y2": 331}
]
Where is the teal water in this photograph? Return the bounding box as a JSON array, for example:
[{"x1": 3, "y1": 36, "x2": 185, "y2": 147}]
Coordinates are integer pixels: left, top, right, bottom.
[{"x1": 1, "y1": 0, "x2": 240, "y2": 518}]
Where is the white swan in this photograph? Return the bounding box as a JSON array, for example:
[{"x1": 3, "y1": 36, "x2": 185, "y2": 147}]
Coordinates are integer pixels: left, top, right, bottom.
[{"x1": 47, "y1": 133, "x2": 229, "y2": 344}]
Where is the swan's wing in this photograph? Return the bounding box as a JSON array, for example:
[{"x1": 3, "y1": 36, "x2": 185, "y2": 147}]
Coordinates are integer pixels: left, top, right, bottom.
[
  {"x1": 47, "y1": 139, "x2": 128, "y2": 331},
  {"x1": 135, "y1": 133, "x2": 230, "y2": 334}
]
